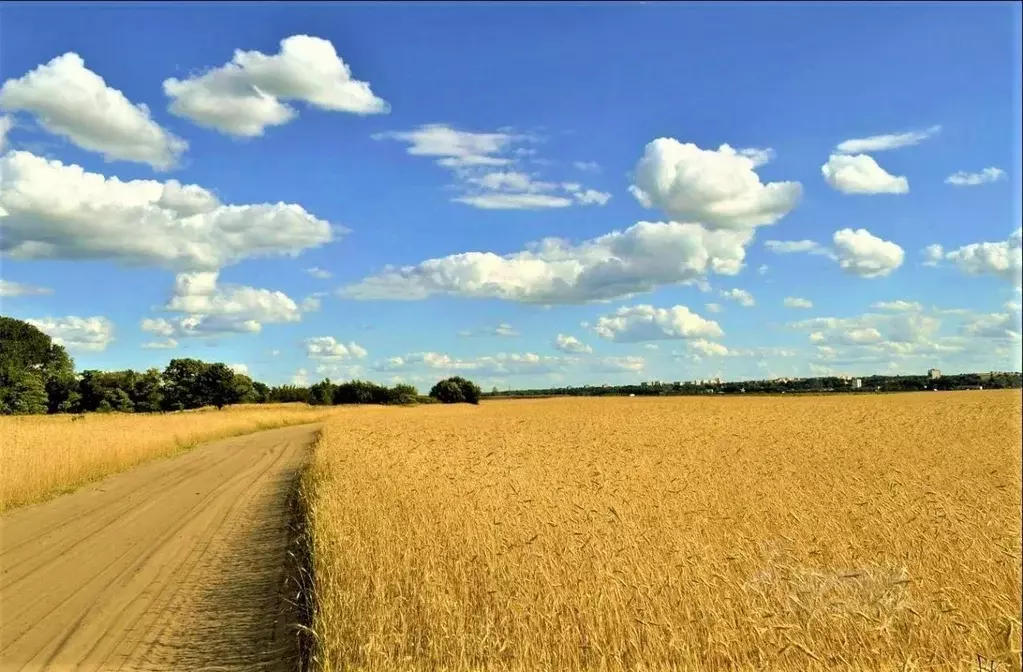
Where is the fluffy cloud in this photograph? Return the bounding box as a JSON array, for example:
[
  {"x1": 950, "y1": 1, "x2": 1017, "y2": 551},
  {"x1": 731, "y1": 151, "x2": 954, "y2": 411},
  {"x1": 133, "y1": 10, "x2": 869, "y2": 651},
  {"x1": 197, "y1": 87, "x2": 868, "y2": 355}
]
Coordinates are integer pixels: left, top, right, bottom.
[
  {"x1": 378, "y1": 351, "x2": 574, "y2": 377},
  {"x1": 374, "y1": 125, "x2": 610, "y2": 210},
  {"x1": 629, "y1": 138, "x2": 802, "y2": 230},
  {"x1": 765, "y1": 230, "x2": 903, "y2": 278},
  {"x1": 0, "y1": 151, "x2": 334, "y2": 271},
  {"x1": 689, "y1": 339, "x2": 731, "y2": 357},
  {"x1": 945, "y1": 167, "x2": 1006, "y2": 187},
  {"x1": 228, "y1": 363, "x2": 249, "y2": 375},
  {"x1": 834, "y1": 125, "x2": 940, "y2": 154},
  {"x1": 163, "y1": 35, "x2": 388, "y2": 137},
  {"x1": 937, "y1": 229, "x2": 1022, "y2": 284},
  {"x1": 0, "y1": 279, "x2": 52, "y2": 297},
  {"x1": 141, "y1": 271, "x2": 310, "y2": 339},
  {"x1": 26, "y1": 316, "x2": 114, "y2": 351},
  {"x1": 593, "y1": 304, "x2": 723, "y2": 342},
  {"x1": 305, "y1": 336, "x2": 368, "y2": 360},
  {"x1": 821, "y1": 154, "x2": 908, "y2": 195},
  {"x1": 705, "y1": 302, "x2": 722, "y2": 313},
  {"x1": 832, "y1": 229, "x2": 904, "y2": 278},
  {"x1": 871, "y1": 300, "x2": 923, "y2": 312},
  {"x1": 721, "y1": 288, "x2": 755, "y2": 307},
  {"x1": 340, "y1": 221, "x2": 751, "y2": 304},
  {"x1": 784, "y1": 297, "x2": 813, "y2": 309},
  {"x1": 553, "y1": 334, "x2": 593, "y2": 354},
  {"x1": 0, "y1": 53, "x2": 187, "y2": 170},
  {"x1": 791, "y1": 310, "x2": 952, "y2": 366}
]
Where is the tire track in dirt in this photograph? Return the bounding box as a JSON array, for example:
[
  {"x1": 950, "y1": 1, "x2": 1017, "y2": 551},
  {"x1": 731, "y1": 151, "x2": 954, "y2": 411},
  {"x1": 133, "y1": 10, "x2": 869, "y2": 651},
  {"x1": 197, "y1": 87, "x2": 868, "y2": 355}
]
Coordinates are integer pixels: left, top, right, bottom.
[{"x1": 0, "y1": 423, "x2": 321, "y2": 671}]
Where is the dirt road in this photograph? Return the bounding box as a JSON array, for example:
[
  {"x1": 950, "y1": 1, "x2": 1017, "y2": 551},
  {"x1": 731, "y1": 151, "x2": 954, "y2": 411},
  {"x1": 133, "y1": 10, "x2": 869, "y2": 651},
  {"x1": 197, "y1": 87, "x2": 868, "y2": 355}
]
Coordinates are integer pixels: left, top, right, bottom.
[{"x1": 0, "y1": 423, "x2": 320, "y2": 672}]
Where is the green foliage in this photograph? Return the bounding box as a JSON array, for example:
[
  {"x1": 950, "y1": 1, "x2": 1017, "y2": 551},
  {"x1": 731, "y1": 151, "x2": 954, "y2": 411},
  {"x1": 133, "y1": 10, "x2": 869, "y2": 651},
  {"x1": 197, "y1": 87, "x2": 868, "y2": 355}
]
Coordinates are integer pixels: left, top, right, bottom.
[
  {"x1": 430, "y1": 376, "x2": 481, "y2": 405},
  {"x1": 203, "y1": 363, "x2": 239, "y2": 409},
  {"x1": 251, "y1": 381, "x2": 270, "y2": 403},
  {"x1": 389, "y1": 383, "x2": 419, "y2": 405},
  {"x1": 6, "y1": 370, "x2": 49, "y2": 415},
  {"x1": 162, "y1": 358, "x2": 209, "y2": 410},
  {"x1": 0, "y1": 318, "x2": 82, "y2": 415},
  {"x1": 309, "y1": 378, "x2": 335, "y2": 406}
]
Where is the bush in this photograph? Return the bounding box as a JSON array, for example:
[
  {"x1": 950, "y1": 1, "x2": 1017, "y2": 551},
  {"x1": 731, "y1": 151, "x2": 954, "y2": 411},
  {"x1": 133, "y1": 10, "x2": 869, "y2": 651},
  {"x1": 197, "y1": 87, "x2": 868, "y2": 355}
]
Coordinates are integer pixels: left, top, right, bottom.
[{"x1": 429, "y1": 377, "x2": 482, "y2": 405}]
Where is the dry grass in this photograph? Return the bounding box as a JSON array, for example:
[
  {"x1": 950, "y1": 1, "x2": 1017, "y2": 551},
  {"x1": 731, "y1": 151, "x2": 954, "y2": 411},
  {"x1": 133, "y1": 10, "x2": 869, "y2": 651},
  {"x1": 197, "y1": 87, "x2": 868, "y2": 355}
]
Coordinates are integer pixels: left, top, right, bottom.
[
  {"x1": 0, "y1": 403, "x2": 329, "y2": 512},
  {"x1": 303, "y1": 391, "x2": 1022, "y2": 672}
]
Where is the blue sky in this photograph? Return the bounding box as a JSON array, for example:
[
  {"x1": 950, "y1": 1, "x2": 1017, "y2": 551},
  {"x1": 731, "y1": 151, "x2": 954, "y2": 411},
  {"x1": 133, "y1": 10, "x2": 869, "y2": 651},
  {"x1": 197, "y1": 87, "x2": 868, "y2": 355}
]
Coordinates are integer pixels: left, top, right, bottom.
[{"x1": 1, "y1": 1, "x2": 1020, "y2": 390}]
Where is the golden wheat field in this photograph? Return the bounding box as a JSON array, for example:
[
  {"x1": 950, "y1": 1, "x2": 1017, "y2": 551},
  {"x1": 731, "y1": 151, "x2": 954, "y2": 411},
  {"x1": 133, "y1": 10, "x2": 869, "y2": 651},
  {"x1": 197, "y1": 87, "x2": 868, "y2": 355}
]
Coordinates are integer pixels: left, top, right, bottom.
[
  {"x1": 0, "y1": 403, "x2": 328, "y2": 512},
  {"x1": 303, "y1": 391, "x2": 1023, "y2": 672}
]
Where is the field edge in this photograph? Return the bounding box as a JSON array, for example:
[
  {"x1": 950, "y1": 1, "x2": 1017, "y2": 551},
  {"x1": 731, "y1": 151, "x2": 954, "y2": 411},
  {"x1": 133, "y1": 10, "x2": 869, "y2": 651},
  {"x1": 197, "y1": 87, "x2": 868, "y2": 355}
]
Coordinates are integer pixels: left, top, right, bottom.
[{"x1": 1, "y1": 415, "x2": 329, "y2": 514}]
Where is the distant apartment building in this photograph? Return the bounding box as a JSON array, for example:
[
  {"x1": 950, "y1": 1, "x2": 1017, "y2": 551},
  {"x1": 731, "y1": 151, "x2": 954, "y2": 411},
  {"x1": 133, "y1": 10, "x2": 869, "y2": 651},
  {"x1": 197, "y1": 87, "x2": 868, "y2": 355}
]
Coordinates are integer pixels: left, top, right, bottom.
[
  {"x1": 853, "y1": 378, "x2": 862, "y2": 389},
  {"x1": 928, "y1": 368, "x2": 941, "y2": 379}
]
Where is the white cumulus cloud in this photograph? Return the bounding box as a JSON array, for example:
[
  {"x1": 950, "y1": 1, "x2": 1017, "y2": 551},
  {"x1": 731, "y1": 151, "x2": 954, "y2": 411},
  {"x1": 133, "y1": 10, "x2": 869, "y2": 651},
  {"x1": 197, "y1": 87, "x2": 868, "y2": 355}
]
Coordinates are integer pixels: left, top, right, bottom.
[
  {"x1": 629, "y1": 138, "x2": 802, "y2": 230},
  {"x1": 305, "y1": 336, "x2": 368, "y2": 360},
  {"x1": 554, "y1": 334, "x2": 593, "y2": 354},
  {"x1": 340, "y1": 221, "x2": 751, "y2": 304},
  {"x1": 164, "y1": 34, "x2": 388, "y2": 137},
  {"x1": 593, "y1": 304, "x2": 723, "y2": 342},
  {"x1": 141, "y1": 271, "x2": 312, "y2": 339},
  {"x1": 822, "y1": 154, "x2": 908, "y2": 195},
  {"x1": 0, "y1": 151, "x2": 334, "y2": 271},
  {"x1": 721, "y1": 288, "x2": 755, "y2": 307},
  {"x1": 0, "y1": 53, "x2": 187, "y2": 170},
  {"x1": 26, "y1": 316, "x2": 114, "y2": 351},
  {"x1": 940, "y1": 229, "x2": 1022, "y2": 284},
  {"x1": 832, "y1": 228, "x2": 904, "y2": 278}
]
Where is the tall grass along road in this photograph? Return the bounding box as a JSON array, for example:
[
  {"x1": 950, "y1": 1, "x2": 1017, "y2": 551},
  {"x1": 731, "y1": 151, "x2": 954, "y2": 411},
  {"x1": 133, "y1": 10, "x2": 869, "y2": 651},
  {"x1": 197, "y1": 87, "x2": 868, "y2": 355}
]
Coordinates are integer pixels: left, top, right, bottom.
[
  {"x1": 0, "y1": 403, "x2": 328, "y2": 512},
  {"x1": 0, "y1": 423, "x2": 320, "y2": 671}
]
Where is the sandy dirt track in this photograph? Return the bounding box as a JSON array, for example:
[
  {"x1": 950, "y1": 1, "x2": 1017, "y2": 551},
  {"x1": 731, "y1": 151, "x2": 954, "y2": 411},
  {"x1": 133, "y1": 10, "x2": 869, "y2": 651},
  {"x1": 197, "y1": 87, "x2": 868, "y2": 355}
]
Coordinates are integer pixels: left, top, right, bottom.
[{"x1": 0, "y1": 423, "x2": 321, "y2": 672}]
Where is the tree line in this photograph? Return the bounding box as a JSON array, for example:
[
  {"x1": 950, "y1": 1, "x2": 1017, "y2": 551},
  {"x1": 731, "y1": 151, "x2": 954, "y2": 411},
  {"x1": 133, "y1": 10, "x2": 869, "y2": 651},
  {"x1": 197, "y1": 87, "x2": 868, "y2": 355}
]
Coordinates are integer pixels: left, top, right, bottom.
[
  {"x1": 0, "y1": 316, "x2": 482, "y2": 415},
  {"x1": 484, "y1": 371, "x2": 1023, "y2": 399}
]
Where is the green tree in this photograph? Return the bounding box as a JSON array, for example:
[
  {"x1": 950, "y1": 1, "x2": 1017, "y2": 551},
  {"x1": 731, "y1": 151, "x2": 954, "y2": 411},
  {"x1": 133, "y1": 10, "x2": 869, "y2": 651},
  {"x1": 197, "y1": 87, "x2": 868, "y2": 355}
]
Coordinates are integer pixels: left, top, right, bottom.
[
  {"x1": 389, "y1": 383, "x2": 418, "y2": 405},
  {"x1": 162, "y1": 358, "x2": 210, "y2": 410},
  {"x1": 449, "y1": 376, "x2": 482, "y2": 405},
  {"x1": 309, "y1": 378, "x2": 334, "y2": 406},
  {"x1": 252, "y1": 381, "x2": 270, "y2": 403},
  {"x1": 230, "y1": 373, "x2": 257, "y2": 404},
  {"x1": 131, "y1": 368, "x2": 164, "y2": 413},
  {"x1": 202, "y1": 363, "x2": 240, "y2": 409},
  {"x1": 6, "y1": 370, "x2": 49, "y2": 415},
  {"x1": 429, "y1": 378, "x2": 466, "y2": 404},
  {"x1": 0, "y1": 317, "x2": 82, "y2": 415}
]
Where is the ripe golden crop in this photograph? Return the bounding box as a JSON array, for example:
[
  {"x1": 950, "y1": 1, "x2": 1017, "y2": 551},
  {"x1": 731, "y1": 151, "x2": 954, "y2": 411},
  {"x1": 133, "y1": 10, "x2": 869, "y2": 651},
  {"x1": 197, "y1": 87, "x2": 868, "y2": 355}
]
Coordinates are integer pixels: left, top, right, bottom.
[{"x1": 303, "y1": 391, "x2": 1022, "y2": 672}]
